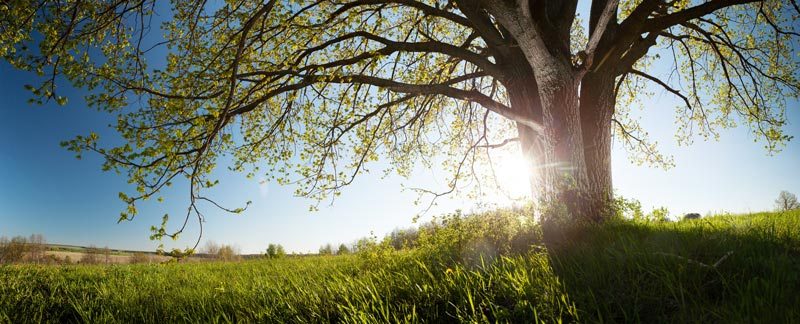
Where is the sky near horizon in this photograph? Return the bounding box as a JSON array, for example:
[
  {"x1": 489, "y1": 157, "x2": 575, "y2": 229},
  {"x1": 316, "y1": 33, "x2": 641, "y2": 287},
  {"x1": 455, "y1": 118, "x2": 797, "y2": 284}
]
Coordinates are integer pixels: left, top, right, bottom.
[{"x1": 1, "y1": 4, "x2": 799, "y2": 254}]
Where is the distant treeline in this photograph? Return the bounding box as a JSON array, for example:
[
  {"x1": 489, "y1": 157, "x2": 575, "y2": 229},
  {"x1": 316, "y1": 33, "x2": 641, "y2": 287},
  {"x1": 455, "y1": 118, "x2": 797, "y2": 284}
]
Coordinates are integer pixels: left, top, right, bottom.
[
  {"x1": 0, "y1": 235, "x2": 158, "y2": 265},
  {"x1": 0, "y1": 234, "x2": 47, "y2": 264}
]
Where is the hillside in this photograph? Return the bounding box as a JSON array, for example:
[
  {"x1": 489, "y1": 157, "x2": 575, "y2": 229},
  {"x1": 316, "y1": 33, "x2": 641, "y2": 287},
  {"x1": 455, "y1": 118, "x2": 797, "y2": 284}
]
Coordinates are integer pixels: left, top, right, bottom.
[{"x1": 1, "y1": 209, "x2": 798, "y2": 322}]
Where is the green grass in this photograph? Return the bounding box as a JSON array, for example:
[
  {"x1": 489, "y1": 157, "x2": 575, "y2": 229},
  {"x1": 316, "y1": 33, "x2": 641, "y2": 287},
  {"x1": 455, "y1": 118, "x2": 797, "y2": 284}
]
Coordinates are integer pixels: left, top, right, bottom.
[
  {"x1": 1, "y1": 210, "x2": 798, "y2": 323},
  {"x1": 548, "y1": 210, "x2": 800, "y2": 322}
]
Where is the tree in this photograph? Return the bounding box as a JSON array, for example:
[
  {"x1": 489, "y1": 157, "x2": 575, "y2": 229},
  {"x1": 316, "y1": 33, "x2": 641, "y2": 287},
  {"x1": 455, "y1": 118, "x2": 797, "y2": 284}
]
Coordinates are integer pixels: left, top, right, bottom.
[
  {"x1": 646, "y1": 207, "x2": 670, "y2": 222},
  {"x1": 775, "y1": 191, "x2": 800, "y2": 211},
  {"x1": 202, "y1": 241, "x2": 221, "y2": 257},
  {"x1": 387, "y1": 228, "x2": 421, "y2": 250},
  {"x1": 217, "y1": 244, "x2": 241, "y2": 261},
  {"x1": 102, "y1": 246, "x2": 112, "y2": 264},
  {"x1": 266, "y1": 243, "x2": 286, "y2": 258},
  {"x1": 202, "y1": 241, "x2": 240, "y2": 260},
  {"x1": 0, "y1": 236, "x2": 28, "y2": 264},
  {"x1": 266, "y1": 244, "x2": 276, "y2": 258},
  {"x1": 27, "y1": 234, "x2": 47, "y2": 263},
  {"x1": 319, "y1": 244, "x2": 334, "y2": 255},
  {"x1": 337, "y1": 244, "x2": 350, "y2": 255},
  {"x1": 2, "y1": 1, "x2": 798, "y2": 243}
]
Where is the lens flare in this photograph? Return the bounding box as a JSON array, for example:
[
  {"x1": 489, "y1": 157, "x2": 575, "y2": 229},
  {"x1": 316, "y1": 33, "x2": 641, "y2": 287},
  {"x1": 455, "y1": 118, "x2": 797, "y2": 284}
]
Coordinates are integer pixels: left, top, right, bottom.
[{"x1": 491, "y1": 152, "x2": 534, "y2": 200}]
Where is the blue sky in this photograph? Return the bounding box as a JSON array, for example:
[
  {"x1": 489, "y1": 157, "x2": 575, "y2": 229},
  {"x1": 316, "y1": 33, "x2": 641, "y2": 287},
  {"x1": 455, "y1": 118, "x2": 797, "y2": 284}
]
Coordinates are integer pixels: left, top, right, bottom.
[{"x1": 1, "y1": 4, "x2": 798, "y2": 254}]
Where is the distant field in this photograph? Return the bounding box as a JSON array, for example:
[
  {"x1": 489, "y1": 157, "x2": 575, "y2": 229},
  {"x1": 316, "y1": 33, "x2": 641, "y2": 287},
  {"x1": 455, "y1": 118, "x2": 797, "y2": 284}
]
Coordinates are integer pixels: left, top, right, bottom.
[
  {"x1": 1, "y1": 210, "x2": 798, "y2": 322},
  {"x1": 42, "y1": 251, "x2": 171, "y2": 264}
]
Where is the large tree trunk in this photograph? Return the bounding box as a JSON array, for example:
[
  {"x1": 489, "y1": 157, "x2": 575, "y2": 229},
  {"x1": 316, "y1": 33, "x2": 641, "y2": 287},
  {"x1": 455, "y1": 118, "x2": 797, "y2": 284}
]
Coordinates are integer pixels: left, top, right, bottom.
[
  {"x1": 579, "y1": 72, "x2": 616, "y2": 221},
  {"x1": 504, "y1": 60, "x2": 600, "y2": 224},
  {"x1": 535, "y1": 64, "x2": 592, "y2": 222},
  {"x1": 484, "y1": 2, "x2": 614, "y2": 226}
]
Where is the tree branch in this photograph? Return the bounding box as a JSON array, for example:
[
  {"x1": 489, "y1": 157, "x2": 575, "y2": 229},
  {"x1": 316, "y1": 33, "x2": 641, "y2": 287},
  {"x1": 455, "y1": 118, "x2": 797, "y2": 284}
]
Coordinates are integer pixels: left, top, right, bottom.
[
  {"x1": 477, "y1": 137, "x2": 519, "y2": 148},
  {"x1": 645, "y1": 0, "x2": 759, "y2": 32},
  {"x1": 629, "y1": 69, "x2": 694, "y2": 111},
  {"x1": 582, "y1": 0, "x2": 619, "y2": 72}
]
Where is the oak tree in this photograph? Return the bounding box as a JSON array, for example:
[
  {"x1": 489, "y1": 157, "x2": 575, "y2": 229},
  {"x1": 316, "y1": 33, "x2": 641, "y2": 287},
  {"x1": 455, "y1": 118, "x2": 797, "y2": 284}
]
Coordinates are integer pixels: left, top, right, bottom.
[{"x1": 2, "y1": 0, "x2": 798, "y2": 244}]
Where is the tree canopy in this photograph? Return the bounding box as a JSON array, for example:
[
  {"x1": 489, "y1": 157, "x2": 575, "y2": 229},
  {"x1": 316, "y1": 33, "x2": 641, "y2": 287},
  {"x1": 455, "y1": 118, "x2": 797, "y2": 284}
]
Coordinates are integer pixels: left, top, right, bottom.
[
  {"x1": 776, "y1": 191, "x2": 800, "y2": 211},
  {"x1": 2, "y1": 0, "x2": 798, "y2": 247}
]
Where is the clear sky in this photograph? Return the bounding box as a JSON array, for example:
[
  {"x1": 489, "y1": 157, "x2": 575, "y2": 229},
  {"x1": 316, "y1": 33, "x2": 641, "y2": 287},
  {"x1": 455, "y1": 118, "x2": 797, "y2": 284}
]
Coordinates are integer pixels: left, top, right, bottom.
[{"x1": 1, "y1": 4, "x2": 798, "y2": 254}]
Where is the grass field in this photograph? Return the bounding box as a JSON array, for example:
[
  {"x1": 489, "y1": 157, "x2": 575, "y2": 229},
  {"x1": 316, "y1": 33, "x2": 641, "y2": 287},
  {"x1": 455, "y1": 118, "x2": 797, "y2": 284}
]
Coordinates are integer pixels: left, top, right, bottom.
[{"x1": 1, "y1": 210, "x2": 798, "y2": 323}]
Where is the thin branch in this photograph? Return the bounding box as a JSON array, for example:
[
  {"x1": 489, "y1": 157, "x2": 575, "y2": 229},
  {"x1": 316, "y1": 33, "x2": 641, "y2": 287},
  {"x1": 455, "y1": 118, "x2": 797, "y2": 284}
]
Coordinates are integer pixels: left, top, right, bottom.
[
  {"x1": 629, "y1": 69, "x2": 694, "y2": 111},
  {"x1": 477, "y1": 137, "x2": 519, "y2": 148}
]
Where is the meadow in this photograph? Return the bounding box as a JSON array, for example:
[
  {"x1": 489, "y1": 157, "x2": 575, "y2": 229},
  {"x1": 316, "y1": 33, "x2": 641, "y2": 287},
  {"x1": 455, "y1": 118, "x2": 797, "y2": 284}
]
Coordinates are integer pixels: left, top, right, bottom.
[{"x1": 1, "y1": 209, "x2": 799, "y2": 323}]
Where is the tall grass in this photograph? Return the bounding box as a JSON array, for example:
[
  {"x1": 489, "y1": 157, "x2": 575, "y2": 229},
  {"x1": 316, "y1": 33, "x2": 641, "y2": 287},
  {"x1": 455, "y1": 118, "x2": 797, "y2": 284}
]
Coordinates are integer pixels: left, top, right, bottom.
[
  {"x1": 1, "y1": 209, "x2": 798, "y2": 323},
  {"x1": 549, "y1": 210, "x2": 800, "y2": 322}
]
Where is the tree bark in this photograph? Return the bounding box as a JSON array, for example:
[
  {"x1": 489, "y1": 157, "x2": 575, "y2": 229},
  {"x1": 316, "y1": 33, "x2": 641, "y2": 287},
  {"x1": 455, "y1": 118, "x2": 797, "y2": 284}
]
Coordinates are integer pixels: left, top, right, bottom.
[
  {"x1": 579, "y1": 72, "x2": 616, "y2": 221},
  {"x1": 503, "y1": 55, "x2": 596, "y2": 223},
  {"x1": 535, "y1": 64, "x2": 591, "y2": 222}
]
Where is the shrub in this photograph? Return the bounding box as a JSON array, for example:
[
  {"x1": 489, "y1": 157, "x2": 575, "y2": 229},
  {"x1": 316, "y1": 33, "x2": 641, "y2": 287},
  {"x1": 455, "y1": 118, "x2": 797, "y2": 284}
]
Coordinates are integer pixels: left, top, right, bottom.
[
  {"x1": 80, "y1": 246, "x2": 100, "y2": 264},
  {"x1": 683, "y1": 213, "x2": 702, "y2": 220},
  {"x1": 646, "y1": 207, "x2": 671, "y2": 222},
  {"x1": 354, "y1": 205, "x2": 541, "y2": 269},
  {"x1": 199, "y1": 241, "x2": 240, "y2": 261},
  {"x1": 130, "y1": 252, "x2": 151, "y2": 264},
  {"x1": 386, "y1": 228, "x2": 420, "y2": 249},
  {"x1": 612, "y1": 196, "x2": 644, "y2": 220},
  {"x1": 217, "y1": 245, "x2": 240, "y2": 261}
]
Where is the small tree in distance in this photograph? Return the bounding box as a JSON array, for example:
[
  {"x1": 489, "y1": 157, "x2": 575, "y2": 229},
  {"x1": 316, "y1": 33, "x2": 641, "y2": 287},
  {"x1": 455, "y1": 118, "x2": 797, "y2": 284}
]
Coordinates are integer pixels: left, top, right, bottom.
[
  {"x1": 0, "y1": 236, "x2": 28, "y2": 264},
  {"x1": 103, "y1": 246, "x2": 112, "y2": 264},
  {"x1": 337, "y1": 244, "x2": 350, "y2": 255},
  {"x1": 203, "y1": 241, "x2": 220, "y2": 257},
  {"x1": 319, "y1": 244, "x2": 333, "y2": 256},
  {"x1": 266, "y1": 243, "x2": 286, "y2": 259},
  {"x1": 202, "y1": 240, "x2": 240, "y2": 261},
  {"x1": 217, "y1": 245, "x2": 240, "y2": 261},
  {"x1": 27, "y1": 234, "x2": 46, "y2": 263},
  {"x1": 775, "y1": 191, "x2": 800, "y2": 211}
]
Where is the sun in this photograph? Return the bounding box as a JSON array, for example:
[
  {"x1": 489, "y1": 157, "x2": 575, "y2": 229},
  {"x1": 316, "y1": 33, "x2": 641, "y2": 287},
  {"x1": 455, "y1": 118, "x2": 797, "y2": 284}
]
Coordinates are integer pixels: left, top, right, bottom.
[{"x1": 490, "y1": 151, "x2": 534, "y2": 201}]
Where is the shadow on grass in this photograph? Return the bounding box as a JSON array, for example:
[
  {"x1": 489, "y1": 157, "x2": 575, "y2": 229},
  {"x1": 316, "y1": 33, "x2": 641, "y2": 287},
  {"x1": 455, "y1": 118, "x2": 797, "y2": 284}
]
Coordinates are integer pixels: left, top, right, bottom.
[{"x1": 544, "y1": 212, "x2": 800, "y2": 323}]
